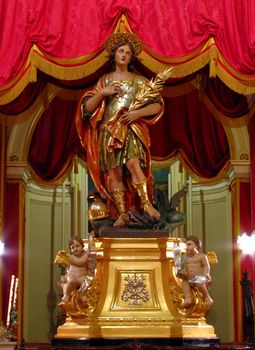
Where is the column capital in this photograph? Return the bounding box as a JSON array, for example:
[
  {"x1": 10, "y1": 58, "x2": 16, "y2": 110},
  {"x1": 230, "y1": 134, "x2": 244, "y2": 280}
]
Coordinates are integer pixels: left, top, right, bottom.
[{"x1": 6, "y1": 162, "x2": 30, "y2": 183}]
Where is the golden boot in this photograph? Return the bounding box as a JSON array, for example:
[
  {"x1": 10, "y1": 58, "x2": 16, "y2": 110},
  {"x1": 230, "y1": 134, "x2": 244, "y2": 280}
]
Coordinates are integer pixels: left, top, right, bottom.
[
  {"x1": 132, "y1": 179, "x2": 160, "y2": 219},
  {"x1": 112, "y1": 190, "x2": 129, "y2": 227}
]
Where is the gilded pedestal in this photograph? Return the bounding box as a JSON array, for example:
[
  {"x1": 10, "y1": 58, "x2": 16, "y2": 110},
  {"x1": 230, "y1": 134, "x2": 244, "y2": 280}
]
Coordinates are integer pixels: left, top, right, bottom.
[{"x1": 55, "y1": 236, "x2": 216, "y2": 339}]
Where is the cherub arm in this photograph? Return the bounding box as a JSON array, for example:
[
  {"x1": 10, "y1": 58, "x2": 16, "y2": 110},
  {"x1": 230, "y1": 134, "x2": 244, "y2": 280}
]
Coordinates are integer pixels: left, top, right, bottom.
[
  {"x1": 69, "y1": 252, "x2": 88, "y2": 267},
  {"x1": 201, "y1": 253, "x2": 211, "y2": 281},
  {"x1": 176, "y1": 254, "x2": 189, "y2": 280}
]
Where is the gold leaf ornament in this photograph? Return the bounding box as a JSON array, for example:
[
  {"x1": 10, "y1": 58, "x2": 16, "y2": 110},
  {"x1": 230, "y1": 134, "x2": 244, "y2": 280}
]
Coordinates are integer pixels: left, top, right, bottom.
[{"x1": 128, "y1": 67, "x2": 173, "y2": 111}]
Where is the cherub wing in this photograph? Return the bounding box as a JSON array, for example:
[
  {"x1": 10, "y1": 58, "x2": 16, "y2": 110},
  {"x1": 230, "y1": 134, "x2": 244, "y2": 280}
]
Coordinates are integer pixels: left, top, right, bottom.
[
  {"x1": 54, "y1": 250, "x2": 71, "y2": 265},
  {"x1": 206, "y1": 251, "x2": 218, "y2": 265}
]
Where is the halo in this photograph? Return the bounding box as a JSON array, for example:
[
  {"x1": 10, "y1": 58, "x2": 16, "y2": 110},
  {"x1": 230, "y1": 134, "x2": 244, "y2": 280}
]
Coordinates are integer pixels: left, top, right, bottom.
[{"x1": 105, "y1": 32, "x2": 142, "y2": 56}]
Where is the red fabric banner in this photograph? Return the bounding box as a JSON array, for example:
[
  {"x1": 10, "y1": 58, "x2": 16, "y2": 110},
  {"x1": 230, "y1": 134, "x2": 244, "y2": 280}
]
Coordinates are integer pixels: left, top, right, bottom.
[{"x1": 0, "y1": 0, "x2": 255, "y2": 98}]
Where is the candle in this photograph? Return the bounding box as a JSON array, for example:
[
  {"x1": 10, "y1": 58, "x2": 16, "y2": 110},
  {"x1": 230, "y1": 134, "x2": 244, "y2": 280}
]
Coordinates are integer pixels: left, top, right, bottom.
[
  {"x1": 13, "y1": 277, "x2": 19, "y2": 309},
  {"x1": 7, "y1": 275, "x2": 15, "y2": 326},
  {"x1": 188, "y1": 176, "x2": 193, "y2": 235}
]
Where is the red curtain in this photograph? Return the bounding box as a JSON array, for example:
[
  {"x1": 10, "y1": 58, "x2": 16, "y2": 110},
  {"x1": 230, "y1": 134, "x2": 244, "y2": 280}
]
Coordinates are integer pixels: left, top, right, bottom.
[
  {"x1": 150, "y1": 90, "x2": 230, "y2": 177},
  {"x1": 2, "y1": 183, "x2": 20, "y2": 326},
  {"x1": 0, "y1": 0, "x2": 253, "y2": 73},
  {"x1": 28, "y1": 85, "x2": 230, "y2": 181},
  {"x1": 206, "y1": 78, "x2": 249, "y2": 118},
  {"x1": 28, "y1": 97, "x2": 83, "y2": 182},
  {"x1": 1, "y1": 0, "x2": 255, "y2": 102},
  {"x1": 250, "y1": 114, "x2": 255, "y2": 232}
]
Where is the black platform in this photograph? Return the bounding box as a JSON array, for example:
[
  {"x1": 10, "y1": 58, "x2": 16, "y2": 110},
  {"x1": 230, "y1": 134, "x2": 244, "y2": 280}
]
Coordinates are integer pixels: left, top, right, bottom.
[{"x1": 52, "y1": 337, "x2": 223, "y2": 349}]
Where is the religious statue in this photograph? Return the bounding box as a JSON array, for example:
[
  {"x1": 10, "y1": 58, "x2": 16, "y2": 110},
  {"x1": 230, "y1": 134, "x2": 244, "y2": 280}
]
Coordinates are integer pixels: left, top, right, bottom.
[
  {"x1": 175, "y1": 235, "x2": 216, "y2": 308},
  {"x1": 76, "y1": 32, "x2": 173, "y2": 228},
  {"x1": 55, "y1": 234, "x2": 96, "y2": 305}
]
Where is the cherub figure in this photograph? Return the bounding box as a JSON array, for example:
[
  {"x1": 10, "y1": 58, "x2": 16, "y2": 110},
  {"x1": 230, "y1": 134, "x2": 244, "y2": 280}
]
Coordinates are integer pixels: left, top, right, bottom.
[
  {"x1": 177, "y1": 235, "x2": 213, "y2": 308},
  {"x1": 56, "y1": 236, "x2": 88, "y2": 303}
]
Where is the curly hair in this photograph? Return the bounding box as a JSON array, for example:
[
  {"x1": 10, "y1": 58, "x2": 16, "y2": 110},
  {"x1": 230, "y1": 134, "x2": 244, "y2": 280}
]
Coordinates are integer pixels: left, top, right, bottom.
[
  {"x1": 68, "y1": 235, "x2": 84, "y2": 250},
  {"x1": 185, "y1": 235, "x2": 201, "y2": 250}
]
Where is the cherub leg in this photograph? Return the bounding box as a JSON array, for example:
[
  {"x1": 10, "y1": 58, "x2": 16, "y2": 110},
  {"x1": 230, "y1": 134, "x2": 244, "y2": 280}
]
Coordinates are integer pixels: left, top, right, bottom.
[
  {"x1": 62, "y1": 280, "x2": 77, "y2": 303},
  {"x1": 182, "y1": 280, "x2": 192, "y2": 307},
  {"x1": 196, "y1": 284, "x2": 213, "y2": 306}
]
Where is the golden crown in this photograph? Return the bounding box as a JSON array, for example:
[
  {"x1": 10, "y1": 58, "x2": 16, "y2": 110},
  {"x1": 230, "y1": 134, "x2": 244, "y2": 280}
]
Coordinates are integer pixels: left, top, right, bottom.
[{"x1": 105, "y1": 32, "x2": 142, "y2": 56}]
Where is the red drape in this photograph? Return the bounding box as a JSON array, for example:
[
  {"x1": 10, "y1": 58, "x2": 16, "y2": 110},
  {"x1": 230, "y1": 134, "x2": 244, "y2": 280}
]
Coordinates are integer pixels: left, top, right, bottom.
[
  {"x1": 28, "y1": 97, "x2": 83, "y2": 182},
  {"x1": 28, "y1": 87, "x2": 230, "y2": 181},
  {"x1": 206, "y1": 78, "x2": 249, "y2": 118},
  {"x1": 0, "y1": 0, "x2": 253, "y2": 70},
  {"x1": 2, "y1": 183, "x2": 20, "y2": 326},
  {"x1": 249, "y1": 114, "x2": 255, "y2": 232},
  {"x1": 150, "y1": 90, "x2": 229, "y2": 178},
  {"x1": 1, "y1": 0, "x2": 255, "y2": 101}
]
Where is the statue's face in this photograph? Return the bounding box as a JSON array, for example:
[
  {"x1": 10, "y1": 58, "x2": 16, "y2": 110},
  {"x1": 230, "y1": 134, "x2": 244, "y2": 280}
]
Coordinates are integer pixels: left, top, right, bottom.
[
  {"x1": 186, "y1": 240, "x2": 197, "y2": 253},
  {"x1": 70, "y1": 239, "x2": 84, "y2": 257},
  {"x1": 114, "y1": 44, "x2": 132, "y2": 67}
]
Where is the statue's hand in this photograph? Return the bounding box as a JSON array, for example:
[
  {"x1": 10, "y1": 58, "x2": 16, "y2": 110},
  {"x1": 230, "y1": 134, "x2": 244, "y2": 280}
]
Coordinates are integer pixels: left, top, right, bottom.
[
  {"x1": 102, "y1": 84, "x2": 122, "y2": 97},
  {"x1": 120, "y1": 109, "x2": 141, "y2": 125}
]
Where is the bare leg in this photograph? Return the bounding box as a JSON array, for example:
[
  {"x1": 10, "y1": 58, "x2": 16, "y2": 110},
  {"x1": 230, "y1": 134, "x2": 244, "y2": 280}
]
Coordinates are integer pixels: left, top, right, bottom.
[
  {"x1": 108, "y1": 166, "x2": 125, "y2": 192},
  {"x1": 196, "y1": 284, "x2": 213, "y2": 306},
  {"x1": 126, "y1": 157, "x2": 146, "y2": 184},
  {"x1": 182, "y1": 281, "x2": 192, "y2": 307},
  {"x1": 126, "y1": 158, "x2": 160, "y2": 219}
]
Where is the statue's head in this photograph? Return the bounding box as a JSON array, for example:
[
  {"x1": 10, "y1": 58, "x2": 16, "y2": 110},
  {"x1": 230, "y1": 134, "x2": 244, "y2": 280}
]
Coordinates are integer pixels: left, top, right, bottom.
[
  {"x1": 185, "y1": 235, "x2": 201, "y2": 250},
  {"x1": 105, "y1": 32, "x2": 142, "y2": 71},
  {"x1": 68, "y1": 235, "x2": 84, "y2": 250}
]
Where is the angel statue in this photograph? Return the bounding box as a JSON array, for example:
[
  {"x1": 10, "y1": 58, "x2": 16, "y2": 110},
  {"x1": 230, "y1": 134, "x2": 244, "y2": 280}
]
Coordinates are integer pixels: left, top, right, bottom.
[{"x1": 55, "y1": 233, "x2": 96, "y2": 304}]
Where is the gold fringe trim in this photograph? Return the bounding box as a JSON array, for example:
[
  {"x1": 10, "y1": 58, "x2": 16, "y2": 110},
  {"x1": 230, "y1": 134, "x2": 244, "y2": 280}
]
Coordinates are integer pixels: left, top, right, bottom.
[
  {"x1": 142, "y1": 37, "x2": 216, "y2": 64},
  {"x1": 30, "y1": 48, "x2": 108, "y2": 81},
  {"x1": 0, "y1": 83, "x2": 62, "y2": 125},
  {"x1": 139, "y1": 48, "x2": 210, "y2": 78},
  {"x1": 215, "y1": 52, "x2": 255, "y2": 94},
  {"x1": 152, "y1": 153, "x2": 231, "y2": 185},
  {"x1": 28, "y1": 159, "x2": 74, "y2": 188},
  {"x1": 217, "y1": 65, "x2": 255, "y2": 94},
  {"x1": 0, "y1": 66, "x2": 37, "y2": 105},
  {"x1": 177, "y1": 153, "x2": 231, "y2": 185},
  {"x1": 151, "y1": 156, "x2": 178, "y2": 169},
  {"x1": 1, "y1": 16, "x2": 255, "y2": 105}
]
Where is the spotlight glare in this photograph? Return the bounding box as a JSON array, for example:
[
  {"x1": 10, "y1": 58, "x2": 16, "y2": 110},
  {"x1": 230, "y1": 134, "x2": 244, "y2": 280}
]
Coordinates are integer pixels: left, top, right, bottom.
[
  {"x1": 0, "y1": 241, "x2": 4, "y2": 256},
  {"x1": 237, "y1": 232, "x2": 255, "y2": 255}
]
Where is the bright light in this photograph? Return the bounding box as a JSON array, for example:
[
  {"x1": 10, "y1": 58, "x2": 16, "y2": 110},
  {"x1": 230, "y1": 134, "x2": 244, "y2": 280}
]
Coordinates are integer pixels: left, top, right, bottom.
[
  {"x1": 237, "y1": 232, "x2": 255, "y2": 255},
  {"x1": 0, "y1": 241, "x2": 4, "y2": 256}
]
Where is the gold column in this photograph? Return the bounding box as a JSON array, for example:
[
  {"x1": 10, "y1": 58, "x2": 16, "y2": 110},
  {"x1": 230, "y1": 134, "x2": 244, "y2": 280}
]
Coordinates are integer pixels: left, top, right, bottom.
[{"x1": 56, "y1": 237, "x2": 216, "y2": 339}]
